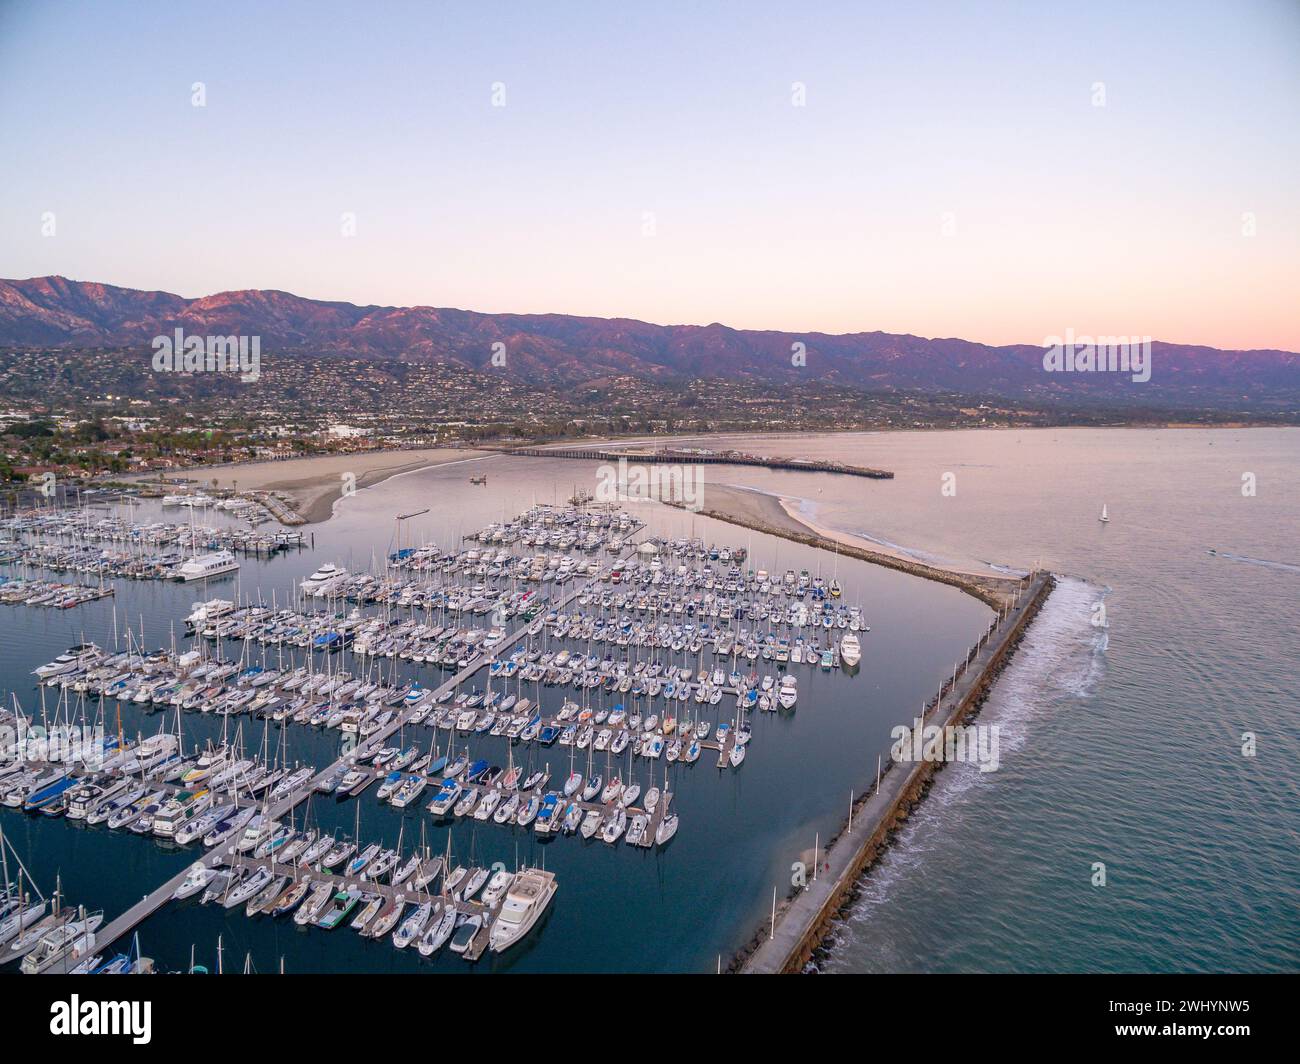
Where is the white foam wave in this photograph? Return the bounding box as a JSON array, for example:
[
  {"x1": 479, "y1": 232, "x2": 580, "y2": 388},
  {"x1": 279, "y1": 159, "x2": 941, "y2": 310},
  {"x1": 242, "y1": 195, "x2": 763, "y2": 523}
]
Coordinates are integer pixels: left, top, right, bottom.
[{"x1": 820, "y1": 574, "x2": 1107, "y2": 970}]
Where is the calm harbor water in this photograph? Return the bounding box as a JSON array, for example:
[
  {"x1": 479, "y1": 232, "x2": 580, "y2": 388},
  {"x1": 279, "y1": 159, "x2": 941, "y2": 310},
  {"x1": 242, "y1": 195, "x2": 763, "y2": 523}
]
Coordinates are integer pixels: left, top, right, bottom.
[
  {"x1": 1, "y1": 450, "x2": 990, "y2": 973},
  {"x1": 4, "y1": 426, "x2": 1295, "y2": 973}
]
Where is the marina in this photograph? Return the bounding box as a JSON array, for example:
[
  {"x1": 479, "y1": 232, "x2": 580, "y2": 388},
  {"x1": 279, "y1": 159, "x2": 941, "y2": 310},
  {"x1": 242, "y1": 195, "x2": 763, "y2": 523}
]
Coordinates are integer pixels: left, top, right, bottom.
[
  {"x1": 2, "y1": 504, "x2": 671, "y2": 963},
  {"x1": 0, "y1": 507, "x2": 304, "y2": 586},
  {"x1": 0, "y1": 578, "x2": 115, "y2": 610},
  {"x1": 0, "y1": 459, "x2": 996, "y2": 973}
]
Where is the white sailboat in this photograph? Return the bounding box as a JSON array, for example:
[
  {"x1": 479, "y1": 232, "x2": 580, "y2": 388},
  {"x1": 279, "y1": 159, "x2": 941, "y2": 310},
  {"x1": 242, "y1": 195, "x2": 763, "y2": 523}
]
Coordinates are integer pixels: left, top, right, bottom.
[{"x1": 1099, "y1": 504, "x2": 1109, "y2": 523}]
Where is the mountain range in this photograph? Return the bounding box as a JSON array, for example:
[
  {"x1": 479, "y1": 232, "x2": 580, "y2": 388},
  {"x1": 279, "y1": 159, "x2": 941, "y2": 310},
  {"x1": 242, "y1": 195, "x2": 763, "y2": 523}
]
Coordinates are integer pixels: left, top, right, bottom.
[{"x1": 2, "y1": 275, "x2": 1297, "y2": 411}]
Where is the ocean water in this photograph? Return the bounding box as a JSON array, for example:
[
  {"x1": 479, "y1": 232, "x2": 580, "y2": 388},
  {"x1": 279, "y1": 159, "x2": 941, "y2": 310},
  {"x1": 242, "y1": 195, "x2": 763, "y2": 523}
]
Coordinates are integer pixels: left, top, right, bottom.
[
  {"x1": 3, "y1": 427, "x2": 1294, "y2": 973},
  {"x1": 688, "y1": 427, "x2": 1300, "y2": 973}
]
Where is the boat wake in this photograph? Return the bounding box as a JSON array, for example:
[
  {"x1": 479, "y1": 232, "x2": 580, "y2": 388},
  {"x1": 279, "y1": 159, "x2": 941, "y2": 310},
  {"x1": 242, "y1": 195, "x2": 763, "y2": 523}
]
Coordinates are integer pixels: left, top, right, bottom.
[
  {"x1": 1209, "y1": 551, "x2": 1300, "y2": 574},
  {"x1": 814, "y1": 574, "x2": 1106, "y2": 972}
]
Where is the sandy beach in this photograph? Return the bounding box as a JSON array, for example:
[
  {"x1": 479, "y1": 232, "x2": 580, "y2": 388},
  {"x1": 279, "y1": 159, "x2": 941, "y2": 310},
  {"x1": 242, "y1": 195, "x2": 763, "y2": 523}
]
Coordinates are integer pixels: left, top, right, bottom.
[
  {"x1": 690, "y1": 483, "x2": 1025, "y2": 607},
  {"x1": 136, "y1": 448, "x2": 491, "y2": 524}
]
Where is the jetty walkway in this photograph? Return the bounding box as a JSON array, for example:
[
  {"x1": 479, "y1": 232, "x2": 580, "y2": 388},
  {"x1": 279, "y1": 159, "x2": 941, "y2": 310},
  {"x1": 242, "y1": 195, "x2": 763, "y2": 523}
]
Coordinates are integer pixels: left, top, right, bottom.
[
  {"x1": 499, "y1": 446, "x2": 893, "y2": 480},
  {"x1": 740, "y1": 569, "x2": 1054, "y2": 973}
]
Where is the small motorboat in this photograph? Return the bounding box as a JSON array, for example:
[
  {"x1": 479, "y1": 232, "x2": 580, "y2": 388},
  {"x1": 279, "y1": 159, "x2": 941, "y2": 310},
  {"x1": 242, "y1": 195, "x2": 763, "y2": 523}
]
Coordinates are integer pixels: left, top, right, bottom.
[{"x1": 448, "y1": 913, "x2": 483, "y2": 955}]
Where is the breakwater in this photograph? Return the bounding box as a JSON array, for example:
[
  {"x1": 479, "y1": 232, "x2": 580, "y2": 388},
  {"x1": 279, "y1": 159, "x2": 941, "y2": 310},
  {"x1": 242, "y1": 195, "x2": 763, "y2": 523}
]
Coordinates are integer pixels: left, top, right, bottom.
[
  {"x1": 503, "y1": 446, "x2": 894, "y2": 480},
  {"x1": 738, "y1": 569, "x2": 1054, "y2": 973}
]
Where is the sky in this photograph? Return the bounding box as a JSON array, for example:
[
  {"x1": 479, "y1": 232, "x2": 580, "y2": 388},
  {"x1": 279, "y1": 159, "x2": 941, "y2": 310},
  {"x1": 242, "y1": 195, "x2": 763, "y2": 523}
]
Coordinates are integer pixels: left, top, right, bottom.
[{"x1": 1, "y1": 0, "x2": 1297, "y2": 351}]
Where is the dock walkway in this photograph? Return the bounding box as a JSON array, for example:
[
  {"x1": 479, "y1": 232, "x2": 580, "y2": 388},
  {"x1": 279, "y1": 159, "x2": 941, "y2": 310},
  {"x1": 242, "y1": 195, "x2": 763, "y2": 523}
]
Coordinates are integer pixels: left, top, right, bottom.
[{"x1": 89, "y1": 537, "x2": 644, "y2": 955}]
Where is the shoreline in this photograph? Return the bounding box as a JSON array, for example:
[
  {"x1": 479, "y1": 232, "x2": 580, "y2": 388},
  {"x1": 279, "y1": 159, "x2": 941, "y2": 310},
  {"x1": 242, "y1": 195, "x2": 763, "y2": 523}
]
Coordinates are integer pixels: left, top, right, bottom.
[
  {"x1": 674, "y1": 484, "x2": 1024, "y2": 610},
  {"x1": 124, "y1": 447, "x2": 491, "y2": 525}
]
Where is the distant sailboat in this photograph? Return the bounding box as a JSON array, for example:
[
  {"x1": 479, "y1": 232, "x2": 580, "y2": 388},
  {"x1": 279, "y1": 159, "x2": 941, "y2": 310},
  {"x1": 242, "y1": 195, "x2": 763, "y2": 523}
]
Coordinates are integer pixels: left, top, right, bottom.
[{"x1": 1099, "y1": 504, "x2": 1109, "y2": 524}]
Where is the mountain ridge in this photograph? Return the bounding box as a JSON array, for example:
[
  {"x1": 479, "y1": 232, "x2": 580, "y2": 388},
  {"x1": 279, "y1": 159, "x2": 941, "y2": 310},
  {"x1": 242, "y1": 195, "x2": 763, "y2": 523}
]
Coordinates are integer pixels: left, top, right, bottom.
[{"x1": 1, "y1": 275, "x2": 1297, "y2": 409}]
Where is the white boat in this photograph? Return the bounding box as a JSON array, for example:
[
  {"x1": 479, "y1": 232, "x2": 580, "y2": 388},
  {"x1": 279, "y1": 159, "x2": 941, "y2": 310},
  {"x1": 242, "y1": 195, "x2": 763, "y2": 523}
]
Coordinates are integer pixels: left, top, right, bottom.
[
  {"x1": 301, "y1": 563, "x2": 347, "y2": 594},
  {"x1": 20, "y1": 910, "x2": 103, "y2": 974},
  {"x1": 418, "y1": 906, "x2": 457, "y2": 956},
  {"x1": 480, "y1": 869, "x2": 512, "y2": 907},
  {"x1": 33, "y1": 643, "x2": 100, "y2": 680},
  {"x1": 390, "y1": 775, "x2": 427, "y2": 809},
  {"x1": 1099, "y1": 504, "x2": 1109, "y2": 523},
  {"x1": 184, "y1": 598, "x2": 235, "y2": 629},
  {"x1": 488, "y1": 869, "x2": 557, "y2": 953},
  {"x1": 839, "y1": 631, "x2": 861, "y2": 667},
  {"x1": 153, "y1": 788, "x2": 212, "y2": 838},
  {"x1": 0, "y1": 900, "x2": 45, "y2": 947},
  {"x1": 203, "y1": 806, "x2": 255, "y2": 848},
  {"x1": 601, "y1": 808, "x2": 627, "y2": 844},
  {"x1": 393, "y1": 902, "x2": 433, "y2": 949},
  {"x1": 176, "y1": 551, "x2": 240, "y2": 582},
  {"x1": 224, "y1": 866, "x2": 273, "y2": 908},
  {"x1": 449, "y1": 913, "x2": 483, "y2": 954},
  {"x1": 172, "y1": 862, "x2": 217, "y2": 900},
  {"x1": 655, "y1": 813, "x2": 679, "y2": 846},
  {"x1": 459, "y1": 867, "x2": 490, "y2": 901},
  {"x1": 294, "y1": 881, "x2": 333, "y2": 925}
]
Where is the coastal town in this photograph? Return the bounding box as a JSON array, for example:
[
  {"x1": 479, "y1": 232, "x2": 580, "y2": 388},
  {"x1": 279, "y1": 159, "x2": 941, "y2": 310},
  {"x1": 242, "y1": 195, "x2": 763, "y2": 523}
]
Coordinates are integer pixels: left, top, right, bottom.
[{"x1": 1, "y1": 344, "x2": 1275, "y2": 494}]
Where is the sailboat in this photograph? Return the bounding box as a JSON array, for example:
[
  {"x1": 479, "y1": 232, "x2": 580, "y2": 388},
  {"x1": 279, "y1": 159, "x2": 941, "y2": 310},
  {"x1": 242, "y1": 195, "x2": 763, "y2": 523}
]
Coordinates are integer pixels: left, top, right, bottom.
[
  {"x1": 0, "y1": 828, "x2": 47, "y2": 949},
  {"x1": 1099, "y1": 504, "x2": 1109, "y2": 524}
]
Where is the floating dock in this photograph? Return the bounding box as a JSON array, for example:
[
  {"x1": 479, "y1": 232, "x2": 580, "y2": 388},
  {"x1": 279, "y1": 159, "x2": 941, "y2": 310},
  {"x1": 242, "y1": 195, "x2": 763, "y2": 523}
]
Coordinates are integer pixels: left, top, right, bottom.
[{"x1": 82, "y1": 538, "x2": 645, "y2": 956}]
